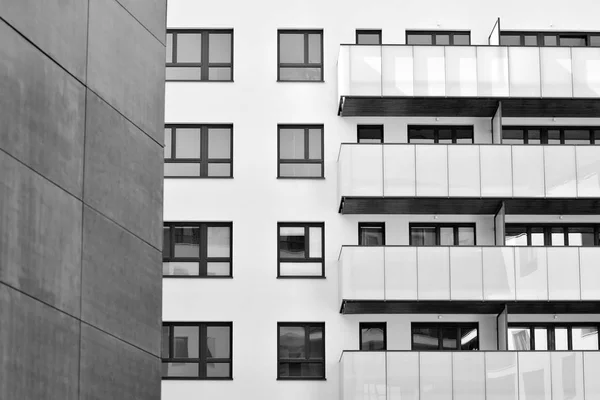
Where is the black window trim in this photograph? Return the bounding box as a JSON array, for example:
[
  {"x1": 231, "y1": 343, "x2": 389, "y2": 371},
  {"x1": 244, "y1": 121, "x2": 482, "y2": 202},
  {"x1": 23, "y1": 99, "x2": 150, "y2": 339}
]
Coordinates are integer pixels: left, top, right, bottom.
[
  {"x1": 357, "y1": 124, "x2": 384, "y2": 143},
  {"x1": 505, "y1": 223, "x2": 600, "y2": 246},
  {"x1": 502, "y1": 126, "x2": 600, "y2": 145},
  {"x1": 277, "y1": 29, "x2": 324, "y2": 82},
  {"x1": 166, "y1": 29, "x2": 234, "y2": 82},
  {"x1": 405, "y1": 30, "x2": 472, "y2": 45},
  {"x1": 507, "y1": 323, "x2": 600, "y2": 351},
  {"x1": 409, "y1": 223, "x2": 477, "y2": 246},
  {"x1": 163, "y1": 221, "x2": 233, "y2": 278},
  {"x1": 359, "y1": 322, "x2": 387, "y2": 351},
  {"x1": 277, "y1": 322, "x2": 326, "y2": 380},
  {"x1": 500, "y1": 30, "x2": 600, "y2": 47},
  {"x1": 277, "y1": 222, "x2": 325, "y2": 278},
  {"x1": 411, "y1": 322, "x2": 480, "y2": 351},
  {"x1": 358, "y1": 222, "x2": 386, "y2": 246},
  {"x1": 407, "y1": 125, "x2": 475, "y2": 144},
  {"x1": 355, "y1": 29, "x2": 382, "y2": 45},
  {"x1": 162, "y1": 321, "x2": 233, "y2": 380},
  {"x1": 277, "y1": 124, "x2": 325, "y2": 179}
]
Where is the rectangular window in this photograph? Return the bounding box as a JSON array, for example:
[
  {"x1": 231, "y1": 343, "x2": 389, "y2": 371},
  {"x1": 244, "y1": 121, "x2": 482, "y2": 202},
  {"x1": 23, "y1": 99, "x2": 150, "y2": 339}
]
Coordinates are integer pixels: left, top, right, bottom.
[
  {"x1": 508, "y1": 324, "x2": 600, "y2": 351},
  {"x1": 165, "y1": 30, "x2": 233, "y2": 81},
  {"x1": 360, "y1": 322, "x2": 387, "y2": 350},
  {"x1": 406, "y1": 31, "x2": 470, "y2": 45},
  {"x1": 162, "y1": 322, "x2": 232, "y2": 379},
  {"x1": 409, "y1": 224, "x2": 476, "y2": 246},
  {"x1": 358, "y1": 223, "x2": 385, "y2": 246},
  {"x1": 356, "y1": 30, "x2": 382, "y2": 45},
  {"x1": 163, "y1": 222, "x2": 232, "y2": 277},
  {"x1": 412, "y1": 323, "x2": 479, "y2": 351},
  {"x1": 501, "y1": 31, "x2": 598, "y2": 47},
  {"x1": 504, "y1": 225, "x2": 600, "y2": 246},
  {"x1": 408, "y1": 126, "x2": 474, "y2": 144},
  {"x1": 278, "y1": 125, "x2": 323, "y2": 178},
  {"x1": 278, "y1": 323, "x2": 325, "y2": 379},
  {"x1": 278, "y1": 30, "x2": 323, "y2": 81},
  {"x1": 164, "y1": 125, "x2": 233, "y2": 178},
  {"x1": 278, "y1": 223, "x2": 324, "y2": 277},
  {"x1": 357, "y1": 125, "x2": 384, "y2": 143},
  {"x1": 502, "y1": 127, "x2": 598, "y2": 145}
]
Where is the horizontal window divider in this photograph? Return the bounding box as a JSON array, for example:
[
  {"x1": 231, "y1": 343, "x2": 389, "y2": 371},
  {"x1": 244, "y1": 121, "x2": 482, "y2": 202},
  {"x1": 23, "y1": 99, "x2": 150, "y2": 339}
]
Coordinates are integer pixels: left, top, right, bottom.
[
  {"x1": 280, "y1": 258, "x2": 324, "y2": 263},
  {"x1": 206, "y1": 257, "x2": 231, "y2": 262},
  {"x1": 277, "y1": 276, "x2": 326, "y2": 279},
  {"x1": 279, "y1": 63, "x2": 323, "y2": 67},
  {"x1": 205, "y1": 159, "x2": 232, "y2": 163},
  {"x1": 163, "y1": 275, "x2": 233, "y2": 279},
  {"x1": 278, "y1": 359, "x2": 325, "y2": 363},
  {"x1": 167, "y1": 63, "x2": 202, "y2": 67},
  {"x1": 279, "y1": 159, "x2": 323, "y2": 164},
  {"x1": 207, "y1": 63, "x2": 232, "y2": 67},
  {"x1": 165, "y1": 158, "x2": 202, "y2": 162}
]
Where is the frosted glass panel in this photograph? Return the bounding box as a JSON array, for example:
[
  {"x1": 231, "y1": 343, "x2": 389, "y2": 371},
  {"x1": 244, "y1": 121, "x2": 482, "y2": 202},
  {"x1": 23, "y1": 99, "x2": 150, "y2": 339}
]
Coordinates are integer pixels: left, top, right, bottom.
[
  {"x1": 518, "y1": 352, "x2": 551, "y2": 400},
  {"x1": 512, "y1": 146, "x2": 545, "y2": 197},
  {"x1": 388, "y1": 352, "x2": 419, "y2": 400},
  {"x1": 414, "y1": 47, "x2": 446, "y2": 96},
  {"x1": 349, "y1": 46, "x2": 382, "y2": 95},
  {"x1": 340, "y1": 247, "x2": 384, "y2": 300},
  {"x1": 515, "y1": 247, "x2": 548, "y2": 300},
  {"x1": 279, "y1": 262, "x2": 322, "y2": 276},
  {"x1": 486, "y1": 352, "x2": 518, "y2": 400},
  {"x1": 453, "y1": 353, "x2": 485, "y2": 400},
  {"x1": 338, "y1": 46, "x2": 350, "y2": 96},
  {"x1": 383, "y1": 145, "x2": 416, "y2": 196},
  {"x1": 416, "y1": 146, "x2": 448, "y2": 196},
  {"x1": 382, "y1": 46, "x2": 414, "y2": 96},
  {"x1": 552, "y1": 352, "x2": 584, "y2": 400},
  {"x1": 572, "y1": 48, "x2": 600, "y2": 97},
  {"x1": 509, "y1": 47, "x2": 541, "y2": 97},
  {"x1": 340, "y1": 145, "x2": 383, "y2": 197},
  {"x1": 309, "y1": 227, "x2": 322, "y2": 258},
  {"x1": 579, "y1": 248, "x2": 600, "y2": 300},
  {"x1": 450, "y1": 247, "x2": 483, "y2": 300},
  {"x1": 544, "y1": 146, "x2": 577, "y2": 197},
  {"x1": 445, "y1": 46, "x2": 477, "y2": 96},
  {"x1": 342, "y1": 352, "x2": 386, "y2": 400},
  {"x1": 547, "y1": 248, "x2": 580, "y2": 300},
  {"x1": 483, "y1": 247, "x2": 516, "y2": 300},
  {"x1": 385, "y1": 247, "x2": 417, "y2": 300},
  {"x1": 576, "y1": 146, "x2": 600, "y2": 197},
  {"x1": 477, "y1": 47, "x2": 509, "y2": 96},
  {"x1": 480, "y1": 146, "x2": 512, "y2": 197},
  {"x1": 420, "y1": 353, "x2": 452, "y2": 400},
  {"x1": 418, "y1": 247, "x2": 450, "y2": 300},
  {"x1": 584, "y1": 352, "x2": 600, "y2": 399},
  {"x1": 540, "y1": 48, "x2": 573, "y2": 97},
  {"x1": 448, "y1": 146, "x2": 480, "y2": 196}
]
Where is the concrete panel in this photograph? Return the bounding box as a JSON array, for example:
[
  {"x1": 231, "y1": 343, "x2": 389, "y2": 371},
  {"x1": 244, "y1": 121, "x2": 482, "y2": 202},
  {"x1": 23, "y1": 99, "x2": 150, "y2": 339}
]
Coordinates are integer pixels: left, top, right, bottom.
[
  {"x1": 0, "y1": 284, "x2": 80, "y2": 400},
  {"x1": 83, "y1": 91, "x2": 163, "y2": 249},
  {"x1": 115, "y1": 0, "x2": 167, "y2": 43},
  {"x1": 87, "y1": 0, "x2": 165, "y2": 143},
  {"x1": 0, "y1": 0, "x2": 88, "y2": 81},
  {"x1": 79, "y1": 325, "x2": 161, "y2": 400},
  {"x1": 81, "y1": 206, "x2": 162, "y2": 356},
  {"x1": 0, "y1": 20, "x2": 86, "y2": 198},
  {"x1": 0, "y1": 152, "x2": 82, "y2": 316}
]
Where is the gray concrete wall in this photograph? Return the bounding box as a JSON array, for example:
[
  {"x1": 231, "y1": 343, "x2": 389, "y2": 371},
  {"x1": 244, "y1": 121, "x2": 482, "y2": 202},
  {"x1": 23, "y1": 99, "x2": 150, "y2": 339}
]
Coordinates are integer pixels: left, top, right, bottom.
[{"x1": 0, "y1": 1, "x2": 165, "y2": 399}]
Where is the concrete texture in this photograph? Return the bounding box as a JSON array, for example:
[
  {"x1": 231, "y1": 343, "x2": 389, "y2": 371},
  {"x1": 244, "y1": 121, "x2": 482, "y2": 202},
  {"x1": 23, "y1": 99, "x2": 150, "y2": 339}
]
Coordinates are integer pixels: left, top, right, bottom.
[{"x1": 116, "y1": 0, "x2": 167, "y2": 44}]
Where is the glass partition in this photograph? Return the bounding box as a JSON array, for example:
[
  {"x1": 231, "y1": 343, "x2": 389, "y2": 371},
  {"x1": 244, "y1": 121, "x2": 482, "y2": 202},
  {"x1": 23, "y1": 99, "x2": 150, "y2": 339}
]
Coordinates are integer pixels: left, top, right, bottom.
[
  {"x1": 509, "y1": 47, "x2": 541, "y2": 97},
  {"x1": 450, "y1": 247, "x2": 483, "y2": 300},
  {"x1": 515, "y1": 247, "x2": 548, "y2": 300},
  {"x1": 445, "y1": 46, "x2": 478, "y2": 96},
  {"x1": 512, "y1": 146, "x2": 545, "y2": 197},
  {"x1": 585, "y1": 352, "x2": 600, "y2": 398},
  {"x1": 448, "y1": 146, "x2": 481, "y2": 197},
  {"x1": 384, "y1": 247, "x2": 417, "y2": 300},
  {"x1": 387, "y1": 352, "x2": 419, "y2": 400},
  {"x1": 482, "y1": 247, "x2": 516, "y2": 300},
  {"x1": 552, "y1": 352, "x2": 585, "y2": 400},
  {"x1": 413, "y1": 47, "x2": 445, "y2": 96},
  {"x1": 547, "y1": 247, "x2": 580, "y2": 300},
  {"x1": 420, "y1": 353, "x2": 452, "y2": 399},
  {"x1": 477, "y1": 47, "x2": 510, "y2": 96},
  {"x1": 341, "y1": 352, "x2": 386, "y2": 400},
  {"x1": 576, "y1": 146, "x2": 600, "y2": 197},
  {"x1": 349, "y1": 46, "x2": 381, "y2": 95},
  {"x1": 579, "y1": 247, "x2": 600, "y2": 300},
  {"x1": 572, "y1": 48, "x2": 600, "y2": 97},
  {"x1": 544, "y1": 146, "x2": 577, "y2": 197},
  {"x1": 486, "y1": 352, "x2": 518, "y2": 400},
  {"x1": 383, "y1": 145, "x2": 416, "y2": 196},
  {"x1": 415, "y1": 146, "x2": 448, "y2": 196},
  {"x1": 340, "y1": 247, "x2": 384, "y2": 301},
  {"x1": 540, "y1": 48, "x2": 573, "y2": 97},
  {"x1": 518, "y1": 352, "x2": 552, "y2": 399},
  {"x1": 382, "y1": 47, "x2": 414, "y2": 96},
  {"x1": 417, "y1": 247, "x2": 450, "y2": 300}
]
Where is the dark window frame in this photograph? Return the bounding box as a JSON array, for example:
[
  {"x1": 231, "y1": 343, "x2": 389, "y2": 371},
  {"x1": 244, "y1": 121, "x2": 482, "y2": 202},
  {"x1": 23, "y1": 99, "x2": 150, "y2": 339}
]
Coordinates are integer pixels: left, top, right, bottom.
[
  {"x1": 500, "y1": 31, "x2": 600, "y2": 47},
  {"x1": 277, "y1": 222, "x2": 325, "y2": 278},
  {"x1": 405, "y1": 30, "x2": 471, "y2": 45},
  {"x1": 408, "y1": 125, "x2": 474, "y2": 144},
  {"x1": 358, "y1": 222, "x2": 386, "y2": 246},
  {"x1": 166, "y1": 29, "x2": 234, "y2": 82},
  {"x1": 163, "y1": 222, "x2": 233, "y2": 278},
  {"x1": 164, "y1": 124, "x2": 233, "y2": 178},
  {"x1": 508, "y1": 323, "x2": 600, "y2": 351},
  {"x1": 357, "y1": 125, "x2": 384, "y2": 143},
  {"x1": 505, "y1": 224, "x2": 600, "y2": 246},
  {"x1": 162, "y1": 322, "x2": 233, "y2": 380},
  {"x1": 502, "y1": 126, "x2": 600, "y2": 145},
  {"x1": 409, "y1": 223, "x2": 477, "y2": 246},
  {"x1": 277, "y1": 322, "x2": 326, "y2": 380},
  {"x1": 411, "y1": 322, "x2": 479, "y2": 351},
  {"x1": 277, "y1": 124, "x2": 324, "y2": 179},
  {"x1": 356, "y1": 29, "x2": 382, "y2": 44},
  {"x1": 359, "y1": 322, "x2": 387, "y2": 351},
  {"x1": 277, "y1": 29, "x2": 324, "y2": 82}
]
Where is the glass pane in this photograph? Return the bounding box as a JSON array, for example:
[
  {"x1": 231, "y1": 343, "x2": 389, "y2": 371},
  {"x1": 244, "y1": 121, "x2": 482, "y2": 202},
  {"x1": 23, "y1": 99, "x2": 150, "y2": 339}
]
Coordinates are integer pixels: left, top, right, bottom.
[
  {"x1": 420, "y1": 353, "x2": 452, "y2": 398},
  {"x1": 552, "y1": 352, "x2": 585, "y2": 399},
  {"x1": 358, "y1": 126, "x2": 383, "y2": 143},
  {"x1": 207, "y1": 262, "x2": 230, "y2": 276},
  {"x1": 508, "y1": 328, "x2": 531, "y2": 350},
  {"x1": 482, "y1": 247, "x2": 516, "y2": 300},
  {"x1": 166, "y1": 33, "x2": 173, "y2": 62},
  {"x1": 456, "y1": 128, "x2": 473, "y2": 143},
  {"x1": 518, "y1": 353, "x2": 552, "y2": 399},
  {"x1": 206, "y1": 362, "x2": 230, "y2": 377},
  {"x1": 308, "y1": 128, "x2": 322, "y2": 160},
  {"x1": 541, "y1": 48, "x2": 573, "y2": 97},
  {"x1": 163, "y1": 362, "x2": 198, "y2": 377},
  {"x1": 458, "y1": 227, "x2": 475, "y2": 246},
  {"x1": 414, "y1": 46, "x2": 445, "y2": 95},
  {"x1": 440, "y1": 227, "x2": 454, "y2": 245},
  {"x1": 509, "y1": 47, "x2": 541, "y2": 96},
  {"x1": 162, "y1": 326, "x2": 170, "y2": 357},
  {"x1": 279, "y1": 67, "x2": 322, "y2": 81},
  {"x1": 410, "y1": 227, "x2": 436, "y2": 246},
  {"x1": 279, "y1": 326, "x2": 305, "y2": 358},
  {"x1": 279, "y1": 163, "x2": 322, "y2": 177},
  {"x1": 572, "y1": 327, "x2": 599, "y2": 350},
  {"x1": 164, "y1": 129, "x2": 172, "y2": 158},
  {"x1": 208, "y1": 128, "x2": 231, "y2": 159},
  {"x1": 206, "y1": 326, "x2": 230, "y2": 358},
  {"x1": 308, "y1": 34, "x2": 321, "y2": 63},
  {"x1": 408, "y1": 127, "x2": 434, "y2": 143},
  {"x1": 308, "y1": 227, "x2": 322, "y2": 258},
  {"x1": 567, "y1": 227, "x2": 594, "y2": 246},
  {"x1": 279, "y1": 262, "x2": 322, "y2": 276},
  {"x1": 357, "y1": 33, "x2": 381, "y2": 45},
  {"x1": 173, "y1": 227, "x2": 200, "y2": 257},
  {"x1": 208, "y1": 67, "x2": 232, "y2": 81},
  {"x1": 418, "y1": 247, "x2": 451, "y2": 299},
  {"x1": 591, "y1": 36, "x2": 600, "y2": 47},
  {"x1": 534, "y1": 328, "x2": 548, "y2": 350},
  {"x1": 208, "y1": 33, "x2": 231, "y2": 63},
  {"x1": 360, "y1": 226, "x2": 384, "y2": 246},
  {"x1": 515, "y1": 247, "x2": 548, "y2": 300},
  {"x1": 506, "y1": 226, "x2": 528, "y2": 246},
  {"x1": 560, "y1": 36, "x2": 586, "y2": 47},
  {"x1": 555, "y1": 328, "x2": 569, "y2": 350},
  {"x1": 551, "y1": 227, "x2": 565, "y2": 246},
  {"x1": 361, "y1": 325, "x2": 385, "y2": 350},
  {"x1": 513, "y1": 146, "x2": 545, "y2": 196},
  {"x1": 279, "y1": 128, "x2": 304, "y2": 159},
  {"x1": 436, "y1": 34, "x2": 450, "y2": 45},
  {"x1": 544, "y1": 35, "x2": 558, "y2": 46},
  {"x1": 531, "y1": 227, "x2": 545, "y2": 246},
  {"x1": 280, "y1": 227, "x2": 305, "y2": 258},
  {"x1": 412, "y1": 327, "x2": 439, "y2": 350},
  {"x1": 173, "y1": 326, "x2": 199, "y2": 358},
  {"x1": 503, "y1": 128, "x2": 525, "y2": 144},
  {"x1": 486, "y1": 353, "x2": 518, "y2": 399},
  {"x1": 407, "y1": 34, "x2": 432, "y2": 45},
  {"x1": 176, "y1": 34, "x2": 202, "y2": 62},
  {"x1": 207, "y1": 226, "x2": 230, "y2": 258},
  {"x1": 163, "y1": 261, "x2": 200, "y2": 276},
  {"x1": 175, "y1": 128, "x2": 201, "y2": 159},
  {"x1": 477, "y1": 47, "x2": 509, "y2": 96},
  {"x1": 547, "y1": 129, "x2": 561, "y2": 144},
  {"x1": 279, "y1": 362, "x2": 323, "y2": 378},
  {"x1": 441, "y1": 327, "x2": 458, "y2": 349},
  {"x1": 438, "y1": 128, "x2": 452, "y2": 144},
  {"x1": 416, "y1": 145, "x2": 448, "y2": 196},
  {"x1": 164, "y1": 163, "x2": 201, "y2": 177},
  {"x1": 309, "y1": 326, "x2": 324, "y2": 358},
  {"x1": 564, "y1": 129, "x2": 591, "y2": 144},
  {"x1": 501, "y1": 35, "x2": 521, "y2": 46},
  {"x1": 528, "y1": 129, "x2": 541, "y2": 144},
  {"x1": 576, "y1": 146, "x2": 600, "y2": 196},
  {"x1": 166, "y1": 67, "x2": 201, "y2": 80},
  {"x1": 572, "y1": 48, "x2": 600, "y2": 97},
  {"x1": 454, "y1": 353, "x2": 485, "y2": 398},
  {"x1": 445, "y1": 46, "x2": 477, "y2": 96},
  {"x1": 450, "y1": 247, "x2": 484, "y2": 300},
  {"x1": 461, "y1": 328, "x2": 479, "y2": 350},
  {"x1": 279, "y1": 33, "x2": 304, "y2": 63},
  {"x1": 207, "y1": 163, "x2": 231, "y2": 177},
  {"x1": 453, "y1": 34, "x2": 470, "y2": 45},
  {"x1": 524, "y1": 35, "x2": 538, "y2": 46},
  {"x1": 163, "y1": 227, "x2": 171, "y2": 258}
]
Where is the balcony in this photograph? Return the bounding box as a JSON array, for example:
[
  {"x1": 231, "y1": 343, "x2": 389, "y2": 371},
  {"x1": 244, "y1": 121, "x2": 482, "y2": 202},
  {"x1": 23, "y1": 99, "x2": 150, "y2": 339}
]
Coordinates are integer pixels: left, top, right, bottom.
[
  {"x1": 337, "y1": 144, "x2": 600, "y2": 214},
  {"x1": 337, "y1": 45, "x2": 600, "y2": 117},
  {"x1": 338, "y1": 246, "x2": 600, "y2": 314},
  {"x1": 341, "y1": 351, "x2": 600, "y2": 400}
]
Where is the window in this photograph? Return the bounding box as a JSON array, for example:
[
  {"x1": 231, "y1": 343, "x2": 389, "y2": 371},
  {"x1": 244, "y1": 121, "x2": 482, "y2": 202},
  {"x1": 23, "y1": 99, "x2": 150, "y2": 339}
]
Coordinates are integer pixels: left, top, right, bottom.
[
  {"x1": 356, "y1": 30, "x2": 382, "y2": 44},
  {"x1": 500, "y1": 31, "x2": 600, "y2": 47},
  {"x1": 408, "y1": 126, "x2": 473, "y2": 144},
  {"x1": 163, "y1": 222, "x2": 232, "y2": 277},
  {"x1": 508, "y1": 324, "x2": 599, "y2": 351},
  {"x1": 278, "y1": 125, "x2": 324, "y2": 178},
  {"x1": 165, "y1": 30, "x2": 233, "y2": 81},
  {"x1": 358, "y1": 223, "x2": 385, "y2": 246},
  {"x1": 360, "y1": 322, "x2": 386, "y2": 351},
  {"x1": 278, "y1": 30, "x2": 323, "y2": 81},
  {"x1": 278, "y1": 223, "x2": 324, "y2": 277},
  {"x1": 357, "y1": 125, "x2": 384, "y2": 143},
  {"x1": 412, "y1": 323, "x2": 479, "y2": 351},
  {"x1": 164, "y1": 125, "x2": 233, "y2": 178},
  {"x1": 278, "y1": 323, "x2": 325, "y2": 379},
  {"x1": 162, "y1": 322, "x2": 232, "y2": 379},
  {"x1": 409, "y1": 223, "x2": 476, "y2": 246},
  {"x1": 505, "y1": 225, "x2": 600, "y2": 246},
  {"x1": 406, "y1": 31, "x2": 470, "y2": 45},
  {"x1": 502, "y1": 127, "x2": 600, "y2": 145}
]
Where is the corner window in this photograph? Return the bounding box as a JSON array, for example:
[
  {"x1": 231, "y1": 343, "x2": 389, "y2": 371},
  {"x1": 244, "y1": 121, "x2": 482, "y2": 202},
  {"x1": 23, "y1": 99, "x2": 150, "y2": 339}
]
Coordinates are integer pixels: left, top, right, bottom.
[
  {"x1": 501, "y1": 31, "x2": 600, "y2": 47},
  {"x1": 508, "y1": 324, "x2": 599, "y2": 351},
  {"x1": 162, "y1": 322, "x2": 232, "y2": 379},
  {"x1": 406, "y1": 31, "x2": 470, "y2": 45},
  {"x1": 360, "y1": 322, "x2": 387, "y2": 350},
  {"x1": 166, "y1": 30, "x2": 233, "y2": 81},
  {"x1": 164, "y1": 125, "x2": 233, "y2": 178},
  {"x1": 278, "y1": 323, "x2": 325, "y2": 379},
  {"x1": 412, "y1": 323, "x2": 479, "y2": 351},
  {"x1": 278, "y1": 125, "x2": 324, "y2": 178},
  {"x1": 278, "y1": 30, "x2": 323, "y2": 81},
  {"x1": 357, "y1": 125, "x2": 384, "y2": 143},
  {"x1": 409, "y1": 223, "x2": 476, "y2": 246},
  {"x1": 358, "y1": 223, "x2": 385, "y2": 246},
  {"x1": 278, "y1": 223, "x2": 324, "y2": 277},
  {"x1": 163, "y1": 222, "x2": 232, "y2": 277},
  {"x1": 408, "y1": 126, "x2": 474, "y2": 144},
  {"x1": 505, "y1": 224, "x2": 599, "y2": 246},
  {"x1": 502, "y1": 127, "x2": 599, "y2": 145},
  {"x1": 356, "y1": 30, "x2": 382, "y2": 45}
]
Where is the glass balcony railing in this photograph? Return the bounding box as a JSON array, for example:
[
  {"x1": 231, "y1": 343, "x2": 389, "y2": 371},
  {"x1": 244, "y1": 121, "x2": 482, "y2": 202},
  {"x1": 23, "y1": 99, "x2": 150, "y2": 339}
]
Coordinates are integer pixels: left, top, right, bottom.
[
  {"x1": 338, "y1": 144, "x2": 600, "y2": 199},
  {"x1": 338, "y1": 45, "x2": 600, "y2": 98},
  {"x1": 339, "y1": 246, "x2": 600, "y2": 303},
  {"x1": 341, "y1": 351, "x2": 600, "y2": 400}
]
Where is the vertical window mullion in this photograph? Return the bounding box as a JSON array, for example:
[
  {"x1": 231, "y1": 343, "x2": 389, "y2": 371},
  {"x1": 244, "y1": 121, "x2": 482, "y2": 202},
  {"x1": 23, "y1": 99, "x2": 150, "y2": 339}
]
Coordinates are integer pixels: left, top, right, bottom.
[
  {"x1": 201, "y1": 32, "x2": 209, "y2": 80},
  {"x1": 435, "y1": 226, "x2": 441, "y2": 246},
  {"x1": 169, "y1": 325, "x2": 174, "y2": 360},
  {"x1": 172, "y1": 128, "x2": 177, "y2": 159},
  {"x1": 200, "y1": 224, "x2": 208, "y2": 276},
  {"x1": 201, "y1": 126, "x2": 208, "y2": 177},
  {"x1": 304, "y1": 33, "x2": 309, "y2": 64},
  {"x1": 568, "y1": 327, "x2": 573, "y2": 350},
  {"x1": 454, "y1": 227, "x2": 459, "y2": 246},
  {"x1": 530, "y1": 327, "x2": 535, "y2": 350},
  {"x1": 304, "y1": 128, "x2": 310, "y2": 160},
  {"x1": 452, "y1": 128, "x2": 457, "y2": 144},
  {"x1": 305, "y1": 324, "x2": 311, "y2": 361},
  {"x1": 200, "y1": 324, "x2": 207, "y2": 378},
  {"x1": 564, "y1": 227, "x2": 569, "y2": 246},
  {"x1": 173, "y1": 34, "x2": 178, "y2": 63},
  {"x1": 305, "y1": 226, "x2": 310, "y2": 260},
  {"x1": 170, "y1": 225, "x2": 175, "y2": 261}
]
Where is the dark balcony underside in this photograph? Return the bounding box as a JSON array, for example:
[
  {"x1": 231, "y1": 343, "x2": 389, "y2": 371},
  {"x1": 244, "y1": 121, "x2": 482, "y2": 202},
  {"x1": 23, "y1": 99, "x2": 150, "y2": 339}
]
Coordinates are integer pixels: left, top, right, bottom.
[
  {"x1": 340, "y1": 197, "x2": 600, "y2": 215},
  {"x1": 342, "y1": 300, "x2": 600, "y2": 314},
  {"x1": 339, "y1": 96, "x2": 600, "y2": 117}
]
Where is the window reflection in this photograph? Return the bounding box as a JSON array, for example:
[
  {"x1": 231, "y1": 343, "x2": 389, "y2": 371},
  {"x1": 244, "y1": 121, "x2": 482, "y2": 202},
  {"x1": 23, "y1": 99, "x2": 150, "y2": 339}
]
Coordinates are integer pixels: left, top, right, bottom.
[
  {"x1": 508, "y1": 328, "x2": 531, "y2": 350},
  {"x1": 360, "y1": 323, "x2": 386, "y2": 351}
]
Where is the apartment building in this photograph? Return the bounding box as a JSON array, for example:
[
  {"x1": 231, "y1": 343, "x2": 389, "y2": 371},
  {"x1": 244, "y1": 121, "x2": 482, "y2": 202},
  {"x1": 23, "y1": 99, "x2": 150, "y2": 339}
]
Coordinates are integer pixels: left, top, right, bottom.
[{"x1": 163, "y1": 1, "x2": 600, "y2": 399}]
